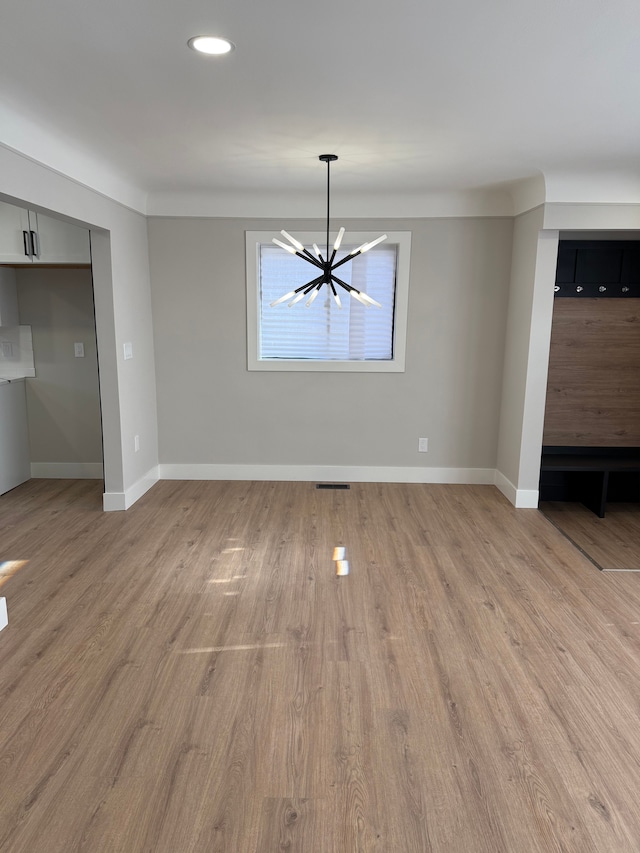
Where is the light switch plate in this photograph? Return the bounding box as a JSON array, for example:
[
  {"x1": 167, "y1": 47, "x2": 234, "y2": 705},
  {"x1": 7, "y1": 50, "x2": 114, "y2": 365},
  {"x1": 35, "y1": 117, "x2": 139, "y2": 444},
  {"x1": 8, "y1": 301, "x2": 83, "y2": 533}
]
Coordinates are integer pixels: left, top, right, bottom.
[
  {"x1": 74, "y1": 342, "x2": 85, "y2": 358},
  {"x1": 123, "y1": 342, "x2": 133, "y2": 360}
]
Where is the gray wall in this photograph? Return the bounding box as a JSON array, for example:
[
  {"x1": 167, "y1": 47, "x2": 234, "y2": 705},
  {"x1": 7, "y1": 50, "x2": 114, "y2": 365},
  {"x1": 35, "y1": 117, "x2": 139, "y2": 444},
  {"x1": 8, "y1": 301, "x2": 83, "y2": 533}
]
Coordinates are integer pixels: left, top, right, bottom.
[
  {"x1": 148, "y1": 216, "x2": 513, "y2": 471},
  {"x1": 16, "y1": 268, "x2": 102, "y2": 468}
]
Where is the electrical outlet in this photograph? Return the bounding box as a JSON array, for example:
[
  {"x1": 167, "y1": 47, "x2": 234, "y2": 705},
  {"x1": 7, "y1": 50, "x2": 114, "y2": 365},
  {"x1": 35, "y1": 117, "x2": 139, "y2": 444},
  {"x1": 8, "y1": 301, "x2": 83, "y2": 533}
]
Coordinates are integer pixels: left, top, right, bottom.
[
  {"x1": 134, "y1": 435, "x2": 140, "y2": 453},
  {"x1": 74, "y1": 342, "x2": 85, "y2": 358},
  {"x1": 1, "y1": 342, "x2": 13, "y2": 358},
  {"x1": 418, "y1": 437, "x2": 429, "y2": 452}
]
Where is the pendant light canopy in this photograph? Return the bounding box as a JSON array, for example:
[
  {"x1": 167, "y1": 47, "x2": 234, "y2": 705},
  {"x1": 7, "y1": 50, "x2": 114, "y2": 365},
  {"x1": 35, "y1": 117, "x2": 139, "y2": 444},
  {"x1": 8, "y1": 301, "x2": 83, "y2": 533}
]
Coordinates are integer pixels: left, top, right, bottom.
[{"x1": 270, "y1": 155, "x2": 386, "y2": 309}]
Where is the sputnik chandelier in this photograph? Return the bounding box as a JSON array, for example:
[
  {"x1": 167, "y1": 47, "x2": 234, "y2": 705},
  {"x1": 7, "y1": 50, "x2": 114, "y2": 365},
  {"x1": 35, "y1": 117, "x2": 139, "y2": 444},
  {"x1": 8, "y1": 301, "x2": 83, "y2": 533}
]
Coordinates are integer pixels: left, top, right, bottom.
[{"x1": 270, "y1": 154, "x2": 386, "y2": 309}]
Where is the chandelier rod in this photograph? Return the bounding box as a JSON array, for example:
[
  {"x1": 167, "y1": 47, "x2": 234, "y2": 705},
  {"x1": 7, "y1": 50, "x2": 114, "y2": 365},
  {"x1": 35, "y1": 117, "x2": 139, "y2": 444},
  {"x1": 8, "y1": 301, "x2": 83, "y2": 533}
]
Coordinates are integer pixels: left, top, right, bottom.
[
  {"x1": 326, "y1": 156, "x2": 330, "y2": 262},
  {"x1": 319, "y1": 153, "x2": 338, "y2": 263}
]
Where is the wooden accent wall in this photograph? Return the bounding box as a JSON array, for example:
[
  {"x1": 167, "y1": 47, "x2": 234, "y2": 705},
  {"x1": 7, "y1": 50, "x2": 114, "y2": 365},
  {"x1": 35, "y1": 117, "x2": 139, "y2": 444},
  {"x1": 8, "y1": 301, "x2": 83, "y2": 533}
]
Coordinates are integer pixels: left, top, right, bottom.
[{"x1": 543, "y1": 298, "x2": 640, "y2": 446}]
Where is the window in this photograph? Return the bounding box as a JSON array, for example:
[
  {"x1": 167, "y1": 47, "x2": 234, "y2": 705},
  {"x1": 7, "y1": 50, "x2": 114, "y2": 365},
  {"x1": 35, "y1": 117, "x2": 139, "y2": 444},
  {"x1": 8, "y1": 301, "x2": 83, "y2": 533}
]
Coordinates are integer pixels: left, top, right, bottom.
[{"x1": 246, "y1": 231, "x2": 411, "y2": 372}]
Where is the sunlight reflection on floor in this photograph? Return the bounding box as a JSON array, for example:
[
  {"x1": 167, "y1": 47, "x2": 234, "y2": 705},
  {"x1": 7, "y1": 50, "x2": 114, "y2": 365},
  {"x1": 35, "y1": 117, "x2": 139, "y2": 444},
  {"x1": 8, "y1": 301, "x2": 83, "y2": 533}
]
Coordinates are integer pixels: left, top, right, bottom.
[
  {"x1": 0, "y1": 560, "x2": 28, "y2": 589},
  {"x1": 178, "y1": 642, "x2": 286, "y2": 654}
]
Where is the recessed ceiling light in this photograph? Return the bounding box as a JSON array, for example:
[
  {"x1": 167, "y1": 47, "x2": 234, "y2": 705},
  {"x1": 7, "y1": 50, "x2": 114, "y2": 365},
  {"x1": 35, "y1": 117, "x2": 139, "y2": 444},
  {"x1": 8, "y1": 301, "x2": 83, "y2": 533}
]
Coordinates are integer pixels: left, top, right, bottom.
[{"x1": 188, "y1": 36, "x2": 234, "y2": 56}]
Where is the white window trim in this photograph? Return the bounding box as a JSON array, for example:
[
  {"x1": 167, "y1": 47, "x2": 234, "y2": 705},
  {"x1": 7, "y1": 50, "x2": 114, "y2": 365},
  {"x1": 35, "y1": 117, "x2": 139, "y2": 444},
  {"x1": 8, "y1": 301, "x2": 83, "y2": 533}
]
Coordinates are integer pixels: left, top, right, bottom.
[{"x1": 246, "y1": 230, "x2": 411, "y2": 372}]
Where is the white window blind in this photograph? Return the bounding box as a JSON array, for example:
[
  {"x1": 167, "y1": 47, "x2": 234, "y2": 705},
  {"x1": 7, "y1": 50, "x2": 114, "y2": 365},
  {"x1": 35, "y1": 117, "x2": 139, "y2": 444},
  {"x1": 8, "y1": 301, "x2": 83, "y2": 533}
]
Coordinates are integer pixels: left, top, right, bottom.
[{"x1": 259, "y1": 243, "x2": 398, "y2": 360}]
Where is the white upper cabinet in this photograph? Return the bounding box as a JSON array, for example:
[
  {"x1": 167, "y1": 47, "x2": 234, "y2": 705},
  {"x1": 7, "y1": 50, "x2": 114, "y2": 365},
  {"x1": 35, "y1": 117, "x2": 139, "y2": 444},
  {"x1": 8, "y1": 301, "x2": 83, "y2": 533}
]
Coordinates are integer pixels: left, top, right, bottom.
[
  {"x1": 32, "y1": 211, "x2": 91, "y2": 264},
  {"x1": 0, "y1": 200, "x2": 90, "y2": 265},
  {"x1": 0, "y1": 201, "x2": 31, "y2": 263}
]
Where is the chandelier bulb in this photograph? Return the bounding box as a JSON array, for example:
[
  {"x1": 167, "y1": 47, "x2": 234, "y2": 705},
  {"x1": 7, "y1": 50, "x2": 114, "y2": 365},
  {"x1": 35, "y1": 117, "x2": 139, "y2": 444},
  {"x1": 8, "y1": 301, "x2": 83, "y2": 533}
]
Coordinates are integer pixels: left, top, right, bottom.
[
  {"x1": 351, "y1": 234, "x2": 387, "y2": 256},
  {"x1": 362, "y1": 234, "x2": 387, "y2": 253},
  {"x1": 270, "y1": 290, "x2": 297, "y2": 307},
  {"x1": 359, "y1": 292, "x2": 382, "y2": 308},
  {"x1": 349, "y1": 289, "x2": 369, "y2": 306},
  {"x1": 333, "y1": 227, "x2": 345, "y2": 251},
  {"x1": 288, "y1": 291, "x2": 307, "y2": 307},
  {"x1": 332, "y1": 290, "x2": 342, "y2": 309},
  {"x1": 272, "y1": 238, "x2": 296, "y2": 255},
  {"x1": 280, "y1": 230, "x2": 305, "y2": 252},
  {"x1": 306, "y1": 288, "x2": 320, "y2": 307}
]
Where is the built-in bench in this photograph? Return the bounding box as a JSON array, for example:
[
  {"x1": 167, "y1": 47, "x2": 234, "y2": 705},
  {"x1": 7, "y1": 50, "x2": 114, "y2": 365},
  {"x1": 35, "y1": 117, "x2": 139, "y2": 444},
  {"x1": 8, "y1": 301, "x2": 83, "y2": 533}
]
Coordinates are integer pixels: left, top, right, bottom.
[{"x1": 539, "y1": 447, "x2": 640, "y2": 517}]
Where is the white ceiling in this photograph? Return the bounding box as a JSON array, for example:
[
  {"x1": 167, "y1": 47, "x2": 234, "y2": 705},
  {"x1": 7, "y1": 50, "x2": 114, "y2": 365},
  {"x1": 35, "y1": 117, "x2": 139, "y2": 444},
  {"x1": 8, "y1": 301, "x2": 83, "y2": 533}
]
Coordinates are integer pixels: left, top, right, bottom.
[{"x1": 1, "y1": 0, "x2": 639, "y2": 208}]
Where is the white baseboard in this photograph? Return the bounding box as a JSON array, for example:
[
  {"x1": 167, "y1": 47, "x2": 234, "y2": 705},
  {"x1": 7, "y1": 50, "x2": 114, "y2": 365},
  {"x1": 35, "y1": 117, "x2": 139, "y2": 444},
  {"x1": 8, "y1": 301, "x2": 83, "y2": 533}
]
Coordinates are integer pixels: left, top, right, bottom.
[
  {"x1": 31, "y1": 462, "x2": 104, "y2": 479},
  {"x1": 103, "y1": 465, "x2": 159, "y2": 511},
  {"x1": 515, "y1": 490, "x2": 539, "y2": 508},
  {"x1": 494, "y1": 469, "x2": 539, "y2": 508},
  {"x1": 100, "y1": 464, "x2": 538, "y2": 512},
  {"x1": 158, "y1": 463, "x2": 496, "y2": 486},
  {"x1": 0, "y1": 598, "x2": 7, "y2": 633}
]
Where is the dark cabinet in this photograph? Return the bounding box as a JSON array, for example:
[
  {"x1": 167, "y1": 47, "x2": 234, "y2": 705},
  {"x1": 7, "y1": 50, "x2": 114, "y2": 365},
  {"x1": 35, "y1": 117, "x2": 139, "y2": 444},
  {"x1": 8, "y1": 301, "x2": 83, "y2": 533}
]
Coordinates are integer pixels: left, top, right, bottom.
[{"x1": 555, "y1": 240, "x2": 640, "y2": 297}]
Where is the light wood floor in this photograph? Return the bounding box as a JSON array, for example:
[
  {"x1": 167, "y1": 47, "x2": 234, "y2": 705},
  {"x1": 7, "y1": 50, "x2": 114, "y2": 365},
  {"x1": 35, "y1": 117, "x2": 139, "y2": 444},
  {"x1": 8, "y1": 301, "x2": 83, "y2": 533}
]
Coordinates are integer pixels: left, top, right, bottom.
[
  {"x1": 2, "y1": 479, "x2": 640, "y2": 852},
  {"x1": 540, "y1": 501, "x2": 640, "y2": 570}
]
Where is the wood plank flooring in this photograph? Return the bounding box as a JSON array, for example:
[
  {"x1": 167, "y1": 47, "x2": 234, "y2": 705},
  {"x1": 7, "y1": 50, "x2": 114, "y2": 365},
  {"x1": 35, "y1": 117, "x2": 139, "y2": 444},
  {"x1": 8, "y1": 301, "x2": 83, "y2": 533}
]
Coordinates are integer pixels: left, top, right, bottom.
[
  {"x1": 540, "y1": 501, "x2": 640, "y2": 570},
  {"x1": 2, "y1": 479, "x2": 640, "y2": 851}
]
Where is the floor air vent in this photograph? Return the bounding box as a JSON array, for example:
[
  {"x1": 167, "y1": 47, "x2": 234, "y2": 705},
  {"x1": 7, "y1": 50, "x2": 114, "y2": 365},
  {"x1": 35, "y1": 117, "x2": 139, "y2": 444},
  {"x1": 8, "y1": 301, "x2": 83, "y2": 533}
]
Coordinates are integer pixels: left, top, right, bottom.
[{"x1": 316, "y1": 483, "x2": 350, "y2": 490}]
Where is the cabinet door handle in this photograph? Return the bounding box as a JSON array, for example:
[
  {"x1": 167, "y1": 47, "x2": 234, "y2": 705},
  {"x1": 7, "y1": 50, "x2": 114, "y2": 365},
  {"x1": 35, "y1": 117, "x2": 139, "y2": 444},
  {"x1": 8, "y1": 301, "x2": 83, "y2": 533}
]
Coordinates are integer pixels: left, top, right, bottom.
[
  {"x1": 23, "y1": 230, "x2": 32, "y2": 257},
  {"x1": 30, "y1": 231, "x2": 39, "y2": 258}
]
